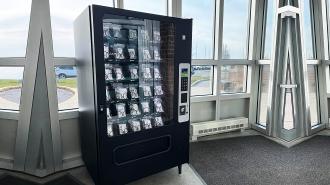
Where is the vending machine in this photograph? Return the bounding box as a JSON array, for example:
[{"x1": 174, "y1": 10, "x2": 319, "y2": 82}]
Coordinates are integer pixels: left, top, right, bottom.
[{"x1": 74, "y1": 5, "x2": 192, "y2": 185}]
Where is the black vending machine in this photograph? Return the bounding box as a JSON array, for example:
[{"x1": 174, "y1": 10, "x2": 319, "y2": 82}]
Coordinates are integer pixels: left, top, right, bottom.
[{"x1": 74, "y1": 5, "x2": 192, "y2": 185}]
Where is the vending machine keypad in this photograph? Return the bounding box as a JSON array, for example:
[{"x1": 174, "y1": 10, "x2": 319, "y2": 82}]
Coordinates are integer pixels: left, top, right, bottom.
[{"x1": 178, "y1": 63, "x2": 190, "y2": 123}]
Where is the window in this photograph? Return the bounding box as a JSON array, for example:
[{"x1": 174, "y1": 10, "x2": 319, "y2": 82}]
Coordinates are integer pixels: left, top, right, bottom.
[
  {"x1": 219, "y1": 65, "x2": 247, "y2": 94},
  {"x1": 257, "y1": 65, "x2": 270, "y2": 126},
  {"x1": 182, "y1": 0, "x2": 214, "y2": 59},
  {"x1": 191, "y1": 66, "x2": 214, "y2": 96},
  {"x1": 262, "y1": 0, "x2": 276, "y2": 59},
  {"x1": 222, "y1": 0, "x2": 250, "y2": 59},
  {"x1": 50, "y1": 0, "x2": 114, "y2": 57},
  {"x1": 303, "y1": 0, "x2": 315, "y2": 59},
  {"x1": 0, "y1": 0, "x2": 32, "y2": 57},
  {"x1": 307, "y1": 65, "x2": 319, "y2": 126},
  {"x1": 0, "y1": 67, "x2": 24, "y2": 111},
  {"x1": 124, "y1": 0, "x2": 167, "y2": 15},
  {"x1": 55, "y1": 66, "x2": 78, "y2": 110}
]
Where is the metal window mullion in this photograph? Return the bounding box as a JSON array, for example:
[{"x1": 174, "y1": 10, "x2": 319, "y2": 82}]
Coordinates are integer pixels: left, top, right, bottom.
[
  {"x1": 0, "y1": 58, "x2": 26, "y2": 66},
  {"x1": 116, "y1": 0, "x2": 124, "y2": 8},
  {"x1": 54, "y1": 57, "x2": 76, "y2": 66},
  {"x1": 215, "y1": 0, "x2": 224, "y2": 120}
]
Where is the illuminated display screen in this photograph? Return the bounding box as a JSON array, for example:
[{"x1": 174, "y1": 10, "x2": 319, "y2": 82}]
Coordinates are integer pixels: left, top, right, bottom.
[{"x1": 181, "y1": 68, "x2": 189, "y2": 77}]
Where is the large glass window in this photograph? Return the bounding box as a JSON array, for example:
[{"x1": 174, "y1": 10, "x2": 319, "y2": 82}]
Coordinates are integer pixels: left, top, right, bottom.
[
  {"x1": 257, "y1": 65, "x2": 270, "y2": 126},
  {"x1": 219, "y1": 65, "x2": 247, "y2": 94},
  {"x1": 0, "y1": 0, "x2": 32, "y2": 57},
  {"x1": 303, "y1": 0, "x2": 315, "y2": 59},
  {"x1": 182, "y1": 0, "x2": 214, "y2": 59},
  {"x1": 124, "y1": 0, "x2": 167, "y2": 15},
  {"x1": 50, "y1": 0, "x2": 114, "y2": 57},
  {"x1": 191, "y1": 66, "x2": 214, "y2": 96},
  {"x1": 307, "y1": 65, "x2": 319, "y2": 126},
  {"x1": 222, "y1": 0, "x2": 250, "y2": 59},
  {"x1": 55, "y1": 66, "x2": 78, "y2": 110},
  {"x1": 0, "y1": 67, "x2": 24, "y2": 111},
  {"x1": 262, "y1": 0, "x2": 276, "y2": 59}
]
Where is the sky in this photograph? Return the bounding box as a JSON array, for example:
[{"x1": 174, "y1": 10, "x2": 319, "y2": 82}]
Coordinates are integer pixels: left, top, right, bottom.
[{"x1": 0, "y1": 0, "x2": 317, "y2": 79}]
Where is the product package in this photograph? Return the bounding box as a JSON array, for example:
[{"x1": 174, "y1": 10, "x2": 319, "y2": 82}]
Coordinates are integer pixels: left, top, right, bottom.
[
  {"x1": 153, "y1": 31, "x2": 161, "y2": 42},
  {"x1": 154, "y1": 117, "x2": 164, "y2": 127},
  {"x1": 116, "y1": 103, "x2": 126, "y2": 118},
  {"x1": 114, "y1": 66, "x2": 125, "y2": 80},
  {"x1": 154, "y1": 98, "x2": 164, "y2": 113},
  {"x1": 129, "y1": 29, "x2": 138, "y2": 40},
  {"x1": 104, "y1": 43, "x2": 109, "y2": 59},
  {"x1": 129, "y1": 66, "x2": 139, "y2": 80},
  {"x1": 141, "y1": 30, "x2": 149, "y2": 41},
  {"x1": 115, "y1": 86, "x2": 128, "y2": 100},
  {"x1": 141, "y1": 101, "x2": 150, "y2": 113},
  {"x1": 130, "y1": 120, "x2": 141, "y2": 132},
  {"x1": 112, "y1": 25, "x2": 122, "y2": 38},
  {"x1": 105, "y1": 65, "x2": 113, "y2": 81},
  {"x1": 142, "y1": 67, "x2": 152, "y2": 79},
  {"x1": 114, "y1": 44, "x2": 125, "y2": 59},
  {"x1": 129, "y1": 86, "x2": 139, "y2": 99},
  {"x1": 106, "y1": 86, "x2": 111, "y2": 101},
  {"x1": 143, "y1": 86, "x2": 152, "y2": 97},
  {"x1": 118, "y1": 123, "x2": 128, "y2": 135},
  {"x1": 128, "y1": 48, "x2": 136, "y2": 60},
  {"x1": 130, "y1": 103, "x2": 141, "y2": 116},
  {"x1": 143, "y1": 49, "x2": 151, "y2": 61},
  {"x1": 153, "y1": 48, "x2": 161, "y2": 60},
  {"x1": 142, "y1": 118, "x2": 152, "y2": 129},
  {"x1": 154, "y1": 85, "x2": 163, "y2": 96},
  {"x1": 103, "y1": 25, "x2": 110, "y2": 38},
  {"x1": 106, "y1": 107, "x2": 112, "y2": 121},
  {"x1": 154, "y1": 67, "x2": 161, "y2": 79},
  {"x1": 107, "y1": 124, "x2": 114, "y2": 137}
]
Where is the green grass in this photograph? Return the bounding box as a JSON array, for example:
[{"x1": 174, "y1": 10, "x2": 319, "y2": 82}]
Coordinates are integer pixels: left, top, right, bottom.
[
  {"x1": 57, "y1": 78, "x2": 77, "y2": 89},
  {"x1": 0, "y1": 80, "x2": 22, "y2": 88}
]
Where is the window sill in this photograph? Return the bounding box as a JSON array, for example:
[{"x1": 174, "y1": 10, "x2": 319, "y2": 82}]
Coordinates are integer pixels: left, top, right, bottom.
[
  {"x1": 59, "y1": 109, "x2": 79, "y2": 120},
  {"x1": 219, "y1": 93, "x2": 250, "y2": 100},
  {"x1": 0, "y1": 110, "x2": 19, "y2": 120},
  {"x1": 0, "y1": 109, "x2": 79, "y2": 120}
]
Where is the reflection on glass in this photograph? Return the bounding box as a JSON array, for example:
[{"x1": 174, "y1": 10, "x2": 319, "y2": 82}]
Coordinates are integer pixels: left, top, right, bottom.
[
  {"x1": 307, "y1": 66, "x2": 319, "y2": 126},
  {"x1": 220, "y1": 65, "x2": 247, "y2": 93},
  {"x1": 263, "y1": 0, "x2": 275, "y2": 59},
  {"x1": 191, "y1": 66, "x2": 213, "y2": 96},
  {"x1": 124, "y1": 0, "x2": 167, "y2": 15},
  {"x1": 55, "y1": 66, "x2": 78, "y2": 110},
  {"x1": 258, "y1": 65, "x2": 270, "y2": 126},
  {"x1": 50, "y1": 0, "x2": 114, "y2": 57},
  {"x1": 0, "y1": 67, "x2": 24, "y2": 110},
  {"x1": 303, "y1": 0, "x2": 315, "y2": 59},
  {"x1": 182, "y1": 0, "x2": 214, "y2": 59},
  {"x1": 222, "y1": 0, "x2": 249, "y2": 59},
  {"x1": 283, "y1": 91, "x2": 294, "y2": 130},
  {"x1": 0, "y1": 0, "x2": 31, "y2": 57},
  {"x1": 283, "y1": 67, "x2": 294, "y2": 130}
]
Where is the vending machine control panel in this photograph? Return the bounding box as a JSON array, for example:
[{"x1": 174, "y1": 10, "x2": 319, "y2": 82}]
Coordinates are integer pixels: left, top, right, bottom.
[{"x1": 178, "y1": 63, "x2": 190, "y2": 123}]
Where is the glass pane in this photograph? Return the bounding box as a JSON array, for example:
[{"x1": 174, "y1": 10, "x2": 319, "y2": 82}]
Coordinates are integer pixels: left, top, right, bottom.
[
  {"x1": 182, "y1": 0, "x2": 214, "y2": 59},
  {"x1": 0, "y1": 0, "x2": 31, "y2": 57},
  {"x1": 220, "y1": 65, "x2": 247, "y2": 93},
  {"x1": 0, "y1": 67, "x2": 24, "y2": 111},
  {"x1": 263, "y1": 0, "x2": 276, "y2": 59},
  {"x1": 55, "y1": 66, "x2": 78, "y2": 110},
  {"x1": 283, "y1": 91, "x2": 294, "y2": 130},
  {"x1": 124, "y1": 0, "x2": 167, "y2": 15},
  {"x1": 222, "y1": 0, "x2": 250, "y2": 59},
  {"x1": 50, "y1": 0, "x2": 114, "y2": 57},
  {"x1": 303, "y1": 0, "x2": 315, "y2": 59},
  {"x1": 258, "y1": 65, "x2": 270, "y2": 125},
  {"x1": 191, "y1": 66, "x2": 213, "y2": 96},
  {"x1": 103, "y1": 15, "x2": 174, "y2": 137},
  {"x1": 307, "y1": 66, "x2": 319, "y2": 126}
]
